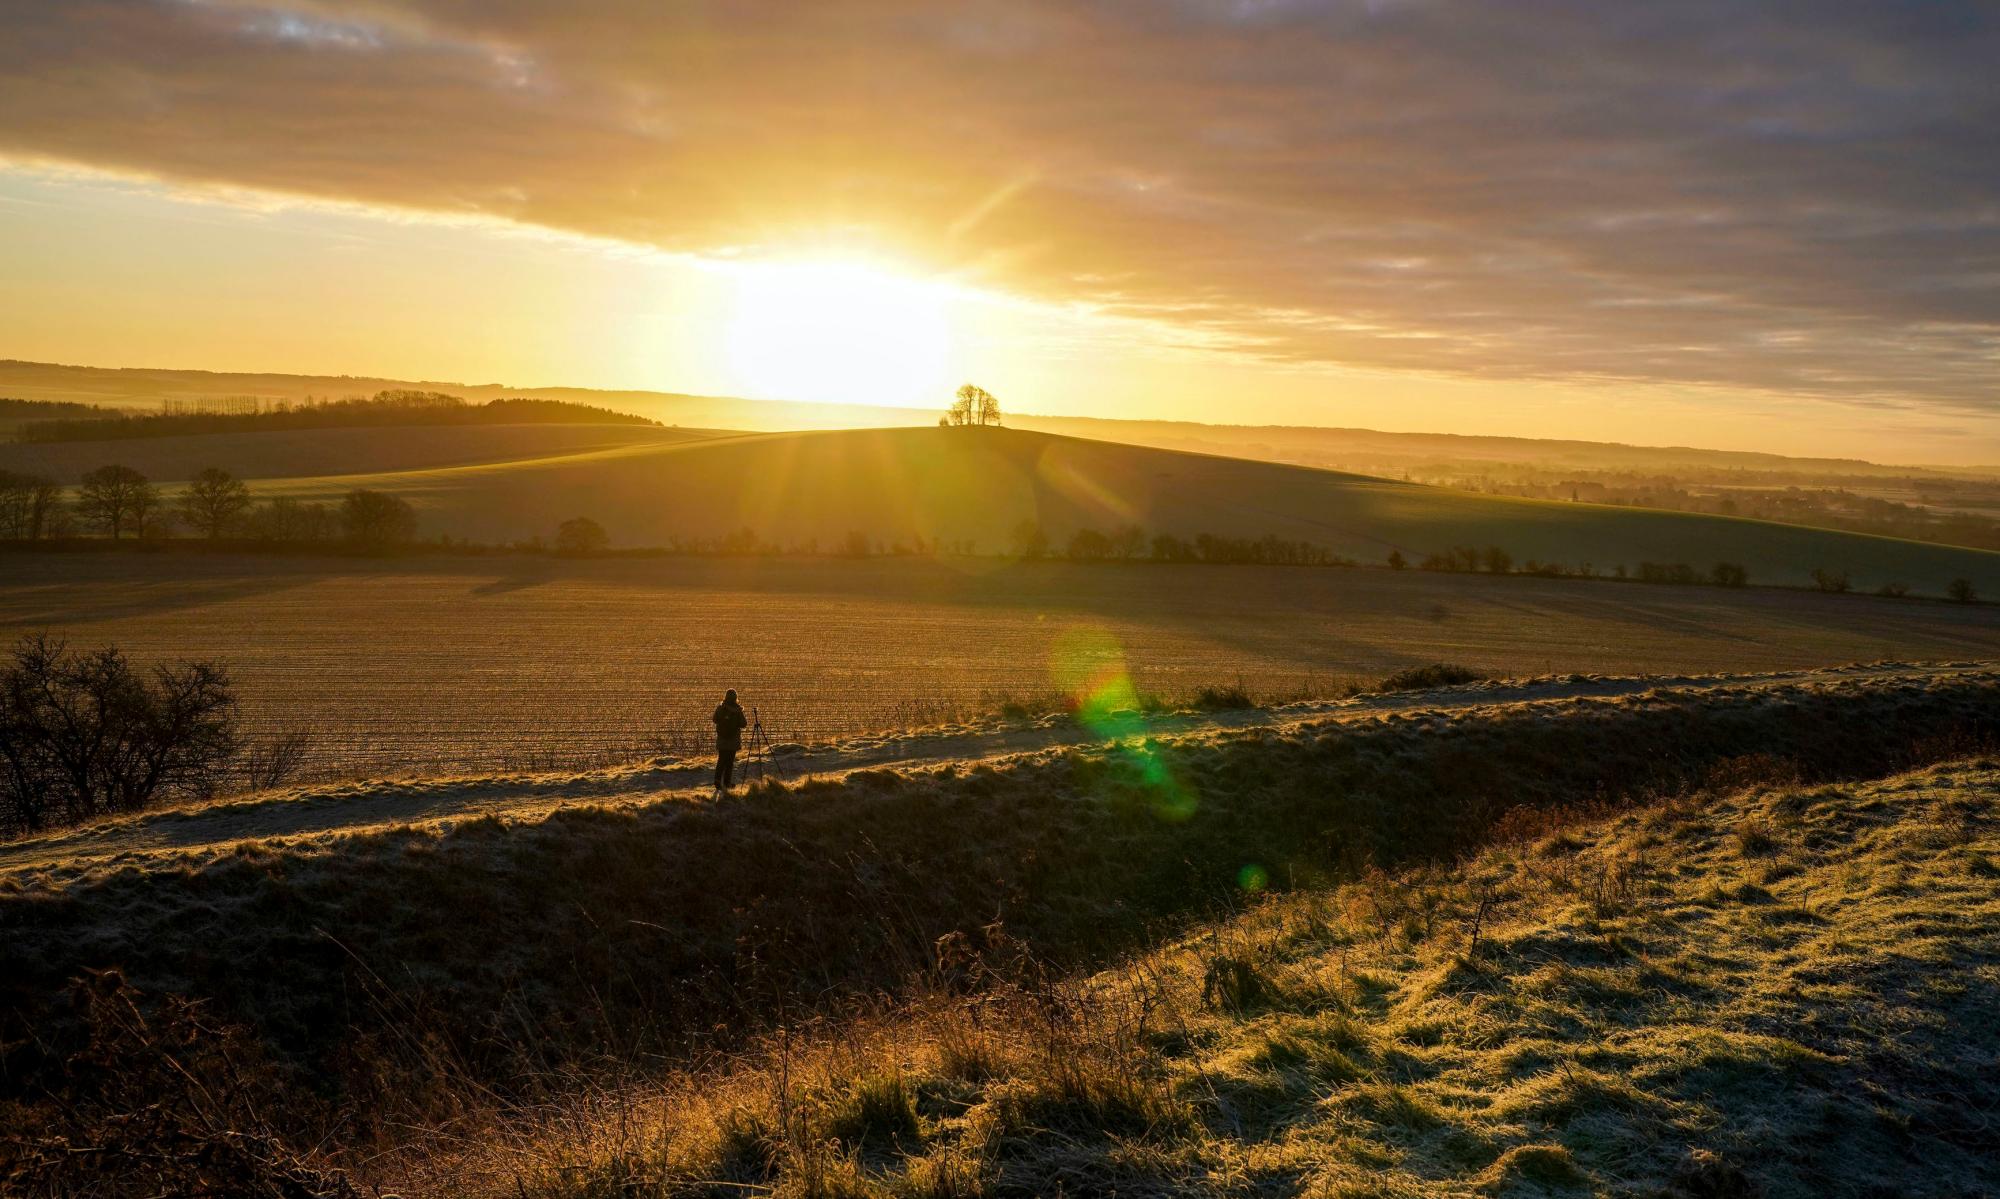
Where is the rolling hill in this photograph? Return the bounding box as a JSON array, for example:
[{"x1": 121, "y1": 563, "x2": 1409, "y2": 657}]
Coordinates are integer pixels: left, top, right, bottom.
[
  {"x1": 0, "y1": 421, "x2": 717, "y2": 484},
  {"x1": 7, "y1": 357, "x2": 1995, "y2": 479},
  {"x1": 38, "y1": 422, "x2": 1992, "y2": 594}
]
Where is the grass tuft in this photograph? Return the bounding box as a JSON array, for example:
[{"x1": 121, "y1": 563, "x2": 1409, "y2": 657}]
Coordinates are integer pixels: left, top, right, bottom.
[{"x1": 1374, "y1": 663, "x2": 1490, "y2": 693}]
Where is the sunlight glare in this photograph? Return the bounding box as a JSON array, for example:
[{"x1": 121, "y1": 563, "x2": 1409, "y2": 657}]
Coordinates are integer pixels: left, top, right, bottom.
[{"x1": 723, "y1": 258, "x2": 953, "y2": 408}]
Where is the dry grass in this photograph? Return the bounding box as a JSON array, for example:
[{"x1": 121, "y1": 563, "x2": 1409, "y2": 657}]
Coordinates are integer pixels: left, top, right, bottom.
[
  {"x1": 427, "y1": 757, "x2": 2000, "y2": 1198},
  {"x1": 6, "y1": 551, "x2": 1999, "y2": 780},
  {"x1": 4, "y1": 668, "x2": 1999, "y2": 1195}
]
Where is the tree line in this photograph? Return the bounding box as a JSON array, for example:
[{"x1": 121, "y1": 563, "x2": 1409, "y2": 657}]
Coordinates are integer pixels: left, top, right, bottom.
[
  {"x1": 1402, "y1": 541, "x2": 1977, "y2": 601},
  {"x1": 0, "y1": 463, "x2": 419, "y2": 552},
  {"x1": 6, "y1": 473, "x2": 1983, "y2": 603},
  {"x1": 12, "y1": 390, "x2": 660, "y2": 443}
]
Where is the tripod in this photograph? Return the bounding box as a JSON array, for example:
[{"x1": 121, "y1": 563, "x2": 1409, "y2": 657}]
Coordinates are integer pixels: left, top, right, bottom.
[{"x1": 743, "y1": 706, "x2": 777, "y2": 784}]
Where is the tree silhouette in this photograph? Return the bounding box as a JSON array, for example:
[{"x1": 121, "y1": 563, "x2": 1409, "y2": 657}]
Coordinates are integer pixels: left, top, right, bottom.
[
  {"x1": 0, "y1": 471, "x2": 62, "y2": 540},
  {"x1": 1065, "y1": 528, "x2": 1112, "y2": 560},
  {"x1": 1010, "y1": 518, "x2": 1048, "y2": 559},
  {"x1": 338, "y1": 489, "x2": 418, "y2": 552},
  {"x1": 947, "y1": 383, "x2": 1002, "y2": 427},
  {"x1": 554, "y1": 516, "x2": 609, "y2": 556},
  {"x1": 947, "y1": 385, "x2": 975, "y2": 426},
  {"x1": 180, "y1": 467, "x2": 253, "y2": 539},
  {"x1": 76, "y1": 464, "x2": 156, "y2": 540}
]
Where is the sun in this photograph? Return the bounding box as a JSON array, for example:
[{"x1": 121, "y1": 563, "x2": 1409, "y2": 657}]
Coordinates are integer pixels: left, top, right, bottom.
[{"x1": 722, "y1": 257, "x2": 954, "y2": 409}]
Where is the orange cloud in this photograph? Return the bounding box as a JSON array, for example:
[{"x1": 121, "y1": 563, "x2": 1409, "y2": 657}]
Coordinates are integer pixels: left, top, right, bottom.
[{"x1": 2, "y1": 0, "x2": 1997, "y2": 418}]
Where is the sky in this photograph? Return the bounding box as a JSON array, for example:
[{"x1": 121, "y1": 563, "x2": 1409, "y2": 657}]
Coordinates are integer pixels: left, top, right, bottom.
[{"x1": 1, "y1": 0, "x2": 1997, "y2": 463}]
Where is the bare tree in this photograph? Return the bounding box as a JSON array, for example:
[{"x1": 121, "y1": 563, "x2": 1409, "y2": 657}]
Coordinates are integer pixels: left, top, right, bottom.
[
  {"x1": 179, "y1": 466, "x2": 253, "y2": 539},
  {"x1": 947, "y1": 383, "x2": 1003, "y2": 427},
  {"x1": 247, "y1": 496, "x2": 336, "y2": 542},
  {"x1": 338, "y1": 489, "x2": 418, "y2": 552},
  {"x1": 0, "y1": 634, "x2": 240, "y2": 835},
  {"x1": 947, "y1": 384, "x2": 977, "y2": 427},
  {"x1": 76, "y1": 464, "x2": 157, "y2": 539},
  {"x1": 0, "y1": 471, "x2": 63, "y2": 540}
]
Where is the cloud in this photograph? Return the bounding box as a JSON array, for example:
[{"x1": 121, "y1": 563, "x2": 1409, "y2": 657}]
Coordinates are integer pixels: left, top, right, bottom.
[{"x1": 2, "y1": 0, "x2": 1996, "y2": 414}]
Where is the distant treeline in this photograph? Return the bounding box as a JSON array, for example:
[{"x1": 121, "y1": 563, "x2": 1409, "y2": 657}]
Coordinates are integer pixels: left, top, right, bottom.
[
  {"x1": 1, "y1": 466, "x2": 1983, "y2": 603},
  {"x1": 0, "y1": 462, "x2": 420, "y2": 553},
  {"x1": 0, "y1": 398, "x2": 110, "y2": 423},
  {"x1": 1430, "y1": 469, "x2": 2000, "y2": 555},
  {"x1": 1405, "y1": 543, "x2": 1753, "y2": 587},
  {"x1": 13, "y1": 390, "x2": 660, "y2": 442}
]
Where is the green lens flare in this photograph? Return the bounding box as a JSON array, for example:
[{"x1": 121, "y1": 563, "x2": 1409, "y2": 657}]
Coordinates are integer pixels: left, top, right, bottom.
[
  {"x1": 1050, "y1": 625, "x2": 1197, "y2": 821},
  {"x1": 1237, "y1": 864, "x2": 1269, "y2": 893}
]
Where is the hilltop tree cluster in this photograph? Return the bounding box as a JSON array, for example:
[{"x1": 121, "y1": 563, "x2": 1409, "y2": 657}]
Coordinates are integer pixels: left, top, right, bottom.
[{"x1": 943, "y1": 383, "x2": 1002, "y2": 428}]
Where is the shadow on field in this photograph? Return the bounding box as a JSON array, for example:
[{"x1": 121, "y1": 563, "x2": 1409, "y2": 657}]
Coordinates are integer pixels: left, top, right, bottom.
[{"x1": 0, "y1": 569, "x2": 320, "y2": 627}]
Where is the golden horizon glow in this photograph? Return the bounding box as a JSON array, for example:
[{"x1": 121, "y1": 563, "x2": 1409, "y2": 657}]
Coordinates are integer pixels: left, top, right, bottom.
[
  {"x1": 721, "y1": 257, "x2": 955, "y2": 410},
  {"x1": 4, "y1": 3, "x2": 1998, "y2": 464},
  {"x1": 3, "y1": 166, "x2": 1999, "y2": 466}
]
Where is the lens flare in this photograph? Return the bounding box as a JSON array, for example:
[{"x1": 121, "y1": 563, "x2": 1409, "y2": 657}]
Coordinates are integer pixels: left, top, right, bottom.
[{"x1": 1049, "y1": 625, "x2": 1197, "y2": 822}]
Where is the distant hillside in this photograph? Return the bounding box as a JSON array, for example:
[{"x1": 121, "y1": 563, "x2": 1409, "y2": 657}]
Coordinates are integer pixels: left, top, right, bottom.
[
  {"x1": 0, "y1": 423, "x2": 717, "y2": 486},
  {"x1": 0, "y1": 396, "x2": 118, "y2": 437},
  {"x1": 1009, "y1": 413, "x2": 1953, "y2": 479},
  {"x1": 163, "y1": 423, "x2": 2000, "y2": 593},
  {"x1": 3, "y1": 357, "x2": 1987, "y2": 480},
  {"x1": 11, "y1": 389, "x2": 660, "y2": 443}
]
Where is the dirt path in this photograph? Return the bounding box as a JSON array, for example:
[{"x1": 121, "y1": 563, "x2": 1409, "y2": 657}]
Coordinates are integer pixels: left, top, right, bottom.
[{"x1": 6, "y1": 660, "x2": 1991, "y2": 880}]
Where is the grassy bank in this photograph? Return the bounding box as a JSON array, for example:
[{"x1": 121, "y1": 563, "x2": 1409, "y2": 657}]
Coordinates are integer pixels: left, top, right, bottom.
[
  {"x1": 4, "y1": 671, "x2": 1997, "y2": 1122},
  {"x1": 458, "y1": 757, "x2": 2000, "y2": 1198}
]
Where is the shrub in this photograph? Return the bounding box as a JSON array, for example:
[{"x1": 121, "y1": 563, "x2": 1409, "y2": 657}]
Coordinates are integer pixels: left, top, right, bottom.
[
  {"x1": 553, "y1": 515, "x2": 609, "y2": 556},
  {"x1": 338, "y1": 489, "x2": 417, "y2": 552},
  {"x1": 1376, "y1": 663, "x2": 1489, "y2": 692},
  {"x1": 1386, "y1": 550, "x2": 1407, "y2": 570},
  {"x1": 1190, "y1": 683, "x2": 1255, "y2": 710},
  {"x1": 1711, "y1": 562, "x2": 1749, "y2": 588},
  {"x1": 246, "y1": 496, "x2": 336, "y2": 542},
  {"x1": 0, "y1": 972, "x2": 359, "y2": 1198},
  {"x1": 1811, "y1": 568, "x2": 1851, "y2": 594},
  {"x1": 1877, "y1": 581, "x2": 1911, "y2": 598},
  {"x1": 0, "y1": 635, "x2": 239, "y2": 836},
  {"x1": 243, "y1": 726, "x2": 315, "y2": 791},
  {"x1": 1065, "y1": 527, "x2": 1113, "y2": 561},
  {"x1": 1948, "y1": 577, "x2": 1978, "y2": 604},
  {"x1": 1638, "y1": 561, "x2": 1699, "y2": 585}
]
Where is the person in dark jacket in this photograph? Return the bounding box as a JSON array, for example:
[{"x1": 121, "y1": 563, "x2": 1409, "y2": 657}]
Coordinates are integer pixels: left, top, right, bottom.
[{"x1": 712, "y1": 689, "x2": 747, "y2": 792}]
